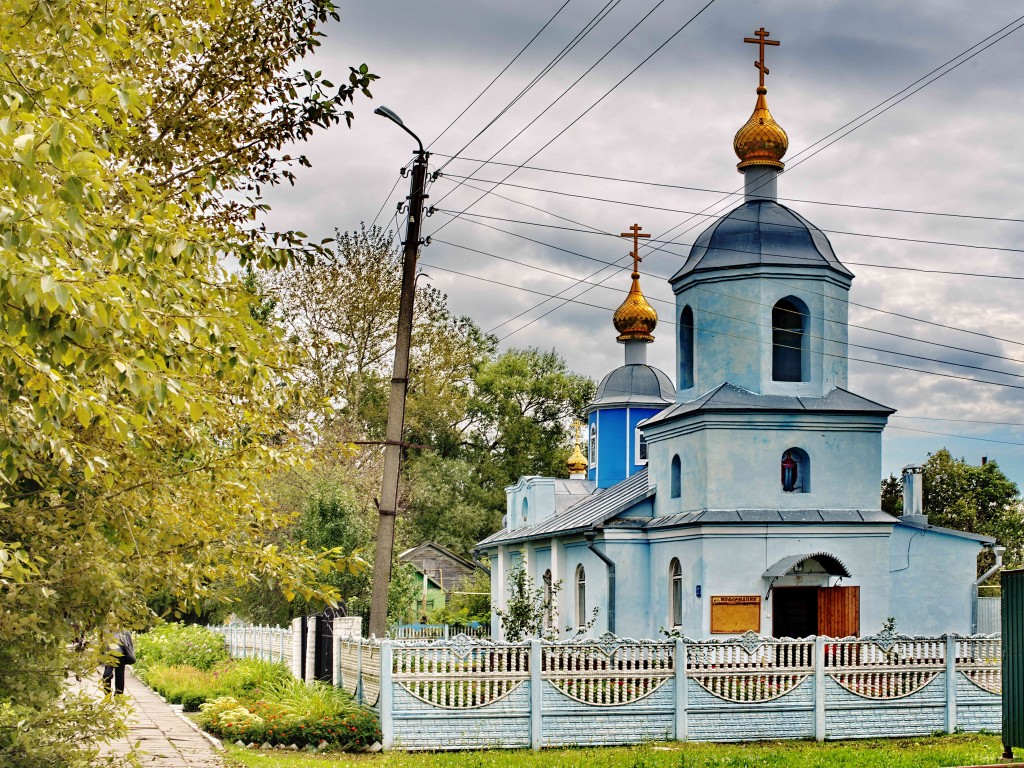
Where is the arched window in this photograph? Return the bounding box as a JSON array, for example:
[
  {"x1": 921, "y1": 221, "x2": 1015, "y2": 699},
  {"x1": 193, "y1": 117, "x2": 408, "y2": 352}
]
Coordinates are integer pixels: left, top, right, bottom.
[
  {"x1": 589, "y1": 423, "x2": 597, "y2": 468},
  {"x1": 671, "y1": 455, "x2": 682, "y2": 498},
  {"x1": 781, "y1": 448, "x2": 810, "y2": 493},
  {"x1": 670, "y1": 558, "x2": 683, "y2": 628},
  {"x1": 680, "y1": 306, "x2": 694, "y2": 389},
  {"x1": 521, "y1": 498, "x2": 529, "y2": 523},
  {"x1": 543, "y1": 569, "x2": 553, "y2": 630},
  {"x1": 772, "y1": 298, "x2": 808, "y2": 382},
  {"x1": 575, "y1": 565, "x2": 587, "y2": 628}
]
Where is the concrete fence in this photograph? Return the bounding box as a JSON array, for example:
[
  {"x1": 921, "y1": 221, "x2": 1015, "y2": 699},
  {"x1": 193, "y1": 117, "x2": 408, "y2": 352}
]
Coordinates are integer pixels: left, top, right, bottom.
[
  {"x1": 340, "y1": 629, "x2": 1002, "y2": 751},
  {"x1": 211, "y1": 622, "x2": 1003, "y2": 752}
]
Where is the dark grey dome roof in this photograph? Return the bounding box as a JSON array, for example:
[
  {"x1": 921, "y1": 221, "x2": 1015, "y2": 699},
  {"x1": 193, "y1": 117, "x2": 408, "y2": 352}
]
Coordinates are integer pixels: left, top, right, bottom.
[
  {"x1": 670, "y1": 200, "x2": 853, "y2": 283},
  {"x1": 589, "y1": 364, "x2": 674, "y2": 410}
]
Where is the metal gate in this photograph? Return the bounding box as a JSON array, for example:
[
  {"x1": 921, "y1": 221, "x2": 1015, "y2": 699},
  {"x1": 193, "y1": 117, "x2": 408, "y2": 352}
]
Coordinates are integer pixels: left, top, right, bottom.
[
  {"x1": 1002, "y1": 568, "x2": 1024, "y2": 758},
  {"x1": 313, "y1": 608, "x2": 344, "y2": 683}
]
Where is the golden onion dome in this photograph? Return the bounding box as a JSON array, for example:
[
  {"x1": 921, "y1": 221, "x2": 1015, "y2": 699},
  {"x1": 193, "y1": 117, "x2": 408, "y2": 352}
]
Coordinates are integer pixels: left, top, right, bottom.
[
  {"x1": 566, "y1": 442, "x2": 588, "y2": 475},
  {"x1": 734, "y1": 86, "x2": 788, "y2": 171},
  {"x1": 612, "y1": 271, "x2": 658, "y2": 343}
]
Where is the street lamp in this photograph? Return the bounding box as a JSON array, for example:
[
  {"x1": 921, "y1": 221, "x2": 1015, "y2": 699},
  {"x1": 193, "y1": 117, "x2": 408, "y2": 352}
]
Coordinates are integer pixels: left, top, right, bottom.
[{"x1": 367, "y1": 107, "x2": 429, "y2": 638}]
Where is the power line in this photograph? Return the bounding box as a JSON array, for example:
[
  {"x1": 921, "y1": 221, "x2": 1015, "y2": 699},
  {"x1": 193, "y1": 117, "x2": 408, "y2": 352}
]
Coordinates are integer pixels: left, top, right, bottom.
[
  {"x1": 430, "y1": 158, "x2": 1024, "y2": 225},
  {"x1": 428, "y1": 0, "x2": 718, "y2": 232},
  {"x1": 435, "y1": 206, "x2": 1024, "y2": 259},
  {"x1": 887, "y1": 425, "x2": 1024, "y2": 448},
  {"x1": 441, "y1": 13, "x2": 1024, "y2": 340},
  {"x1": 427, "y1": 0, "x2": 575, "y2": 151},
  {"x1": 432, "y1": 236, "x2": 1024, "y2": 380},
  {"x1": 419, "y1": 258, "x2": 1024, "y2": 392},
  {"x1": 440, "y1": 210, "x2": 1024, "y2": 354},
  {"x1": 436, "y1": 174, "x2": 1024, "y2": 256},
  {"x1": 435, "y1": 0, "x2": 626, "y2": 170}
]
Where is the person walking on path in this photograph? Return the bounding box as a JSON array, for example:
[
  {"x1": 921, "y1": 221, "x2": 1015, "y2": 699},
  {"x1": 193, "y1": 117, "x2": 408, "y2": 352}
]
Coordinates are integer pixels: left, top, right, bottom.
[
  {"x1": 100, "y1": 630, "x2": 135, "y2": 696},
  {"x1": 78, "y1": 670, "x2": 224, "y2": 767}
]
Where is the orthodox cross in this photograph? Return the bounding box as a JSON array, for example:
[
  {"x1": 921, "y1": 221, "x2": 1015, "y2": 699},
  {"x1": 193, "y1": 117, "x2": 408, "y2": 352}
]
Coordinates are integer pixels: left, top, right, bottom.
[
  {"x1": 619, "y1": 223, "x2": 650, "y2": 274},
  {"x1": 744, "y1": 27, "x2": 780, "y2": 87},
  {"x1": 572, "y1": 419, "x2": 584, "y2": 448}
]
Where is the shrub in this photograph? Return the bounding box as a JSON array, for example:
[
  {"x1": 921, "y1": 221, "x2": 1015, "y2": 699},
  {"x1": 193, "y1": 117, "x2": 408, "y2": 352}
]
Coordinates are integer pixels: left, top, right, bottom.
[
  {"x1": 259, "y1": 676, "x2": 354, "y2": 719},
  {"x1": 136, "y1": 658, "x2": 291, "y2": 711},
  {"x1": 135, "y1": 623, "x2": 229, "y2": 670}
]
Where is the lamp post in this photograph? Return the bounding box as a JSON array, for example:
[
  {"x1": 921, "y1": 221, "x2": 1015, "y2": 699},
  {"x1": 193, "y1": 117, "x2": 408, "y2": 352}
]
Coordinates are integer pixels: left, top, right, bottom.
[{"x1": 367, "y1": 107, "x2": 429, "y2": 638}]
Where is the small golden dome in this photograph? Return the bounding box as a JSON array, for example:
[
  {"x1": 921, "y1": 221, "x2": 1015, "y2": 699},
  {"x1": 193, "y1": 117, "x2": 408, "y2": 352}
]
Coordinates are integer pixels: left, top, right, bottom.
[
  {"x1": 567, "y1": 442, "x2": 588, "y2": 475},
  {"x1": 613, "y1": 272, "x2": 658, "y2": 343},
  {"x1": 734, "y1": 86, "x2": 788, "y2": 171}
]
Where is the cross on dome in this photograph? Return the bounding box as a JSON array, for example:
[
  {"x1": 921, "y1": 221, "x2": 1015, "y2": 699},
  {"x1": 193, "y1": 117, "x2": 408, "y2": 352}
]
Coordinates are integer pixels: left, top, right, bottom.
[
  {"x1": 619, "y1": 223, "x2": 651, "y2": 277},
  {"x1": 743, "y1": 27, "x2": 780, "y2": 88}
]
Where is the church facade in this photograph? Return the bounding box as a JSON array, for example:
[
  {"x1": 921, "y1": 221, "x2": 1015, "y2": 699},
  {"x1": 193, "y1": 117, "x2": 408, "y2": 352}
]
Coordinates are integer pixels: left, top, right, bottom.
[{"x1": 478, "y1": 32, "x2": 994, "y2": 641}]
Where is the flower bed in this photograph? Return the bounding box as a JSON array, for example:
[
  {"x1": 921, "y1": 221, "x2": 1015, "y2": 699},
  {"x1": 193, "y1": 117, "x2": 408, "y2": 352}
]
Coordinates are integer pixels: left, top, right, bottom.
[{"x1": 197, "y1": 696, "x2": 380, "y2": 749}]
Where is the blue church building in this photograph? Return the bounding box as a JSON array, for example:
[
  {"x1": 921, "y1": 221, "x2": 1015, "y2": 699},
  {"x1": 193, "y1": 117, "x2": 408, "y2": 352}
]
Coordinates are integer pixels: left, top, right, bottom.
[{"x1": 478, "y1": 43, "x2": 995, "y2": 641}]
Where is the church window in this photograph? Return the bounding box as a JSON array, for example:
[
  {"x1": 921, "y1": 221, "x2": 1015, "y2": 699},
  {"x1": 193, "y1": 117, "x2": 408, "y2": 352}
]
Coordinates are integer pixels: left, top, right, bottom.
[
  {"x1": 670, "y1": 558, "x2": 683, "y2": 628},
  {"x1": 781, "y1": 448, "x2": 810, "y2": 493},
  {"x1": 671, "y1": 455, "x2": 681, "y2": 498},
  {"x1": 680, "y1": 306, "x2": 694, "y2": 389},
  {"x1": 635, "y1": 427, "x2": 648, "y2": 465},
  {"x1": 521, "y1": 498, "x2": 529, "y2": 523},
  {"x1": 575, "y1": 565, "x2": 587, "y2": 628},
  {"x1": 772, "y1": 297, "x2": 808, "y2": 382},
  {"x1": 543, "y1": 569, "x2": 553, "y2": 630},
  {"x1": 589, "y1": 423, "x2": 597, "y2": 468}
]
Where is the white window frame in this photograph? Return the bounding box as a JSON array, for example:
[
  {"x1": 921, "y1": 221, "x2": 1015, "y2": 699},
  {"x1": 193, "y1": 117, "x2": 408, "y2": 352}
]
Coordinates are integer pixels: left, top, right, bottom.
[
  {"x1": 588, "y1": 422, "x2": 597, "y2": 469},
  {"x1": 635, "y1": 427, "x2": 648, "y2": 466}
]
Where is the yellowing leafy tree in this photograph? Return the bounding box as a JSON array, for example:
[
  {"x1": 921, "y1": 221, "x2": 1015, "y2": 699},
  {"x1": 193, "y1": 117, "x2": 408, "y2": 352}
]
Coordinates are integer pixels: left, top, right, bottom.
[{"x1": 0, "y1": 0, "x2": 374, "y2": 764}]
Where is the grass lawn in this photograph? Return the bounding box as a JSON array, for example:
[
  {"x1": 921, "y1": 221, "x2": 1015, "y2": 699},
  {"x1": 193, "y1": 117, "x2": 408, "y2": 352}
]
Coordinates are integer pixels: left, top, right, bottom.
[{"x1": 223, "y1": 733, "x2": 1008, "y2": 768}]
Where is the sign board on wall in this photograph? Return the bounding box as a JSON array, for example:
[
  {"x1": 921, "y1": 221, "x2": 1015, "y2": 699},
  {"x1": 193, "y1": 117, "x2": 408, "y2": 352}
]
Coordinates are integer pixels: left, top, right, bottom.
[{"x1": 710, "y1": 595, "x2": 761, "y2": 634}]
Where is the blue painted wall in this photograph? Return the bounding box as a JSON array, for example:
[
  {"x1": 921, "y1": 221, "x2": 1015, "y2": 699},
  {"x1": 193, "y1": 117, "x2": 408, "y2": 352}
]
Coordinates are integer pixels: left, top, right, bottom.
[{"x1": 589, "y1": 406, "x2": 665, "y2": 489}]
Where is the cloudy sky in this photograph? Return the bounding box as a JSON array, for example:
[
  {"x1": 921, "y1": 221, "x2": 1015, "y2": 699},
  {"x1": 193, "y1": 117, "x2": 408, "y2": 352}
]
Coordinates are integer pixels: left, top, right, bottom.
[{"x1": 262, "y1": 0, "x2": 1024, "y2": 488}]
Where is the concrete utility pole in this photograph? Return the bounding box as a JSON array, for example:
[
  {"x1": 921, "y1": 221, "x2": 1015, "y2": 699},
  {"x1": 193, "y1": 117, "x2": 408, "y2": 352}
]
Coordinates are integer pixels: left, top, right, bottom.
[{"x1": 368, "y1": 106, "x2": 429, "y2": 638}]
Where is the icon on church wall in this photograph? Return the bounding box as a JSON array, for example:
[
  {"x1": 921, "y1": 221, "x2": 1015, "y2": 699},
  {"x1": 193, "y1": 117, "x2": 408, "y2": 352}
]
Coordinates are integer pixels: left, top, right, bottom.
[{"x1": 781, "y1": 450, "x2": 798, "y2": 492}]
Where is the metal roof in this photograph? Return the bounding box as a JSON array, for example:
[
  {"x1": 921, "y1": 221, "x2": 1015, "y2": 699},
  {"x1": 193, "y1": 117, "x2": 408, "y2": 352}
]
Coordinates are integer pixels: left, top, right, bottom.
[
  {"x1": 894, "y1": 516, "x2": 995, "y2": 544},
  {"x1": 645, "y1": 508, "x2": 897, "y2": 529},
  {"x1": 478, "y1": 469, "x2": 653, "y2": 547},
  {"x1": 670, "y1": 199, "x2": 853, "y2": 283},
  {"x1": 642, "y1": 383, "x2": 894, "y2": 429},
  {"x1": 589, "y1": 364, "x2": 674, "y2": 410},
  {"x1": 763, "y1": 552, "x2": 852, "y2": 579}
]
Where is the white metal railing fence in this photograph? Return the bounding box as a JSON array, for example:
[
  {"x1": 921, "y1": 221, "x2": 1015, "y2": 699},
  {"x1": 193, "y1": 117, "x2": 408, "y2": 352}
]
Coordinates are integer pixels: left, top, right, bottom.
[
  {"x1": 391, "y1": 623, "x2": 489, "y2": 639},
  {"x1": 210, "y1": 624, "x2": 292, "y2": 666}
]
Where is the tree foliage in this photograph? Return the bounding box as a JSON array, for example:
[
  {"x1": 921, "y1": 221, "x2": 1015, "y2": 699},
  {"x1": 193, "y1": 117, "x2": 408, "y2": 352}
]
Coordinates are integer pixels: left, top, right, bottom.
[
  {"x1": 0, "y1": 0, "x2": 374, "y2": 763},
  {"x1": 920, "y1": 449, "x2": 1024, "y2": 571}
]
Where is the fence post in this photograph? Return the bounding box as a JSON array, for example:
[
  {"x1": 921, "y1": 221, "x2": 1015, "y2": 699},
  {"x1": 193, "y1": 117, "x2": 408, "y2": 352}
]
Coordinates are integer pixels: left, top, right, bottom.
[
  {"x1": 530, "y1": 639, "x2": 542, "y2": 751},
  {"x1": 814, "y1": 635, "x2": 826, "y2": 741},
  {"x1": 290, "y1": 618, "x2": 303, "y2": 680},
  {"x1": 305, "y1": 618, "x2": 316, "y2": 683},
  {"x1": 332, "y1": 618, "x2": 342, "y2": 688},
  {"x1": 946, "y1": 633, "x2": 958, "y2": 733},
  {"x1": 356, "y1": 640, "x2": 364, "y2": 705},
  {"x1": 279, "y1": 627, "x2": 285, "y2": 664},
  {"x1": 674, "y1": 638, "x2": 687, "y2": 741},
  {"x1": 380, "y1": 640, "x2": 394, "y2": 750}
]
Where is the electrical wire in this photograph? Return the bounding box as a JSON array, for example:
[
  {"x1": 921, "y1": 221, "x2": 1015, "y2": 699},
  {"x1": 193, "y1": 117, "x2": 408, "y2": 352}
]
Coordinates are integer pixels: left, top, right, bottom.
[
  {"x1": 430, "y1": 158, "x2": 1024, "y2": 225},
  {"x1": 428, "y1": 0, "x2": 718, "y2": 231},
  {"x1": 434, "y1": 205, "x2": 1024, "y2": 352},
  {"x1": 431, "y1": 236, "x2": 1024, "y2": 380},
  {"x1": 419, "y1": 258, "x2": 1024, "y2": 393},
  {"x1": 436, "y1": 174, "x2": 1024, "y2": 256},
  {"x1": 427, "y1": 0, "x2": 575, "y2": 151},
  {"x1": 434, "y1": 0, "x2": 625, "y2": 169}
]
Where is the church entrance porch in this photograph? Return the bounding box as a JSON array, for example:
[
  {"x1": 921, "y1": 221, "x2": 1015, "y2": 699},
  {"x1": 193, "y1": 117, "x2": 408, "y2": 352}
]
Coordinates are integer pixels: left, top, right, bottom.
[{"x1": 772, "y1": 585, "x2": 860, "y2": 638}]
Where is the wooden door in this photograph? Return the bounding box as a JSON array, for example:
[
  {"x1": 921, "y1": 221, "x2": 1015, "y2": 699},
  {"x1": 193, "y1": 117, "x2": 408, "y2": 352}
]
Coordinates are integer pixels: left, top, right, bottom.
[{"x1": 817, "y1": 586, "x2": 860, "y2": 638}]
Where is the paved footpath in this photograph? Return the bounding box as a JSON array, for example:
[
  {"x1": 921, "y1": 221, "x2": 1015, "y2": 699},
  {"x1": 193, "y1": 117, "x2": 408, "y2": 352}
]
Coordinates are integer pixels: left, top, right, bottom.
[{"x1": 93, "y1": 672, "x2": 224, "y2": 767}]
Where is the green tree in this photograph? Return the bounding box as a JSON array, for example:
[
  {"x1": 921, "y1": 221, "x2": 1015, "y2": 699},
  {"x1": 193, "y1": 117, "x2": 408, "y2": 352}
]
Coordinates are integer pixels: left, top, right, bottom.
[
  {"x1": 921, "y1": 449, "x2": 1024, "y2": 573},
  {"x1": 0, "y1": 0, "x2": 375, "y2": 763},
  {"x1": 880, "y1": 474, "x2": 902, "y2": 515}
]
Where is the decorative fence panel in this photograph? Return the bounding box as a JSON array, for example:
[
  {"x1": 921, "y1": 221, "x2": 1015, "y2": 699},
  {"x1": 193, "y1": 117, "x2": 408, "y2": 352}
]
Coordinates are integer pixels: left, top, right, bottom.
[
  {"x1": 212, "y1": 624, "x2": 292, "y2": 666},
  {"x1": 210, "y1": 624, "x2": 1003, "y2": 751}
]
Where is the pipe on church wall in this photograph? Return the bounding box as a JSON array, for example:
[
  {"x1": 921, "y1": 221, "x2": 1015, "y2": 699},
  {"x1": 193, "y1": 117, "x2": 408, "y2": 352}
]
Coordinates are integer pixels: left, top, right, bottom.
[{"x1": 584, "y1": 531, "x2": 615, "y2": 635}]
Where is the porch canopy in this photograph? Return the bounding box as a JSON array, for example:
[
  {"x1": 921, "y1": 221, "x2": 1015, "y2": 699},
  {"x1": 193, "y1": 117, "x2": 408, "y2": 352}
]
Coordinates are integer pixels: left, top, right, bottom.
[{"x1": 762, "y1": 552, "x2": 851, "y2": 579}]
